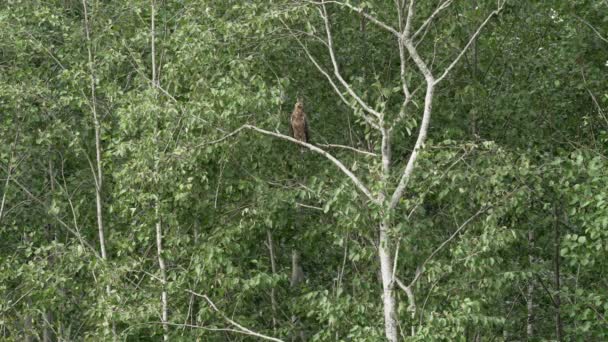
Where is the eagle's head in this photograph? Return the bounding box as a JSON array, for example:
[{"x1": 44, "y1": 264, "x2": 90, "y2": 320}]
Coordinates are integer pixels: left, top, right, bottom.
[{"x1": 295, "y1": 98, "x2": 304, "y2": 110}]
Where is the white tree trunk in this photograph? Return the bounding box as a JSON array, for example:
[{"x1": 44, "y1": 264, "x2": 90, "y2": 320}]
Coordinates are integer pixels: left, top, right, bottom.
[
  {"x1": 81, "y1": 1, "x2": 114, "y2": 338},
  {"x1": 379, "y1": 220, "x2": 398, "y2": 342},
  {"x1": 150, "y1": 1, "x2": 168, "y2": 339}
]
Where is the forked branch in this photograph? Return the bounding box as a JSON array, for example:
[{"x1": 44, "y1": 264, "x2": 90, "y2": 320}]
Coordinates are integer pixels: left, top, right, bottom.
[{"x1": 391, "y1": 1, "x2": 504, "y2": 208}]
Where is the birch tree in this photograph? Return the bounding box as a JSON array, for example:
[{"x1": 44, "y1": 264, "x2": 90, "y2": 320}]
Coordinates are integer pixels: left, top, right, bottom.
[{"x1": 243, "y1": 1, "x2": 506, "y2": 339}]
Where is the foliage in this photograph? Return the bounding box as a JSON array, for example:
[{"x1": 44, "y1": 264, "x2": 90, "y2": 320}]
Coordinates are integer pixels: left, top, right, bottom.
[{"x1": 0, "y1": 0, "x2": 606, "y2": 340}]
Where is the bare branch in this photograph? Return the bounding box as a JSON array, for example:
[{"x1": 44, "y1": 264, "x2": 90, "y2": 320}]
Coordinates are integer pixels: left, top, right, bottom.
[
  {"x1": 59, "y1": 155, "x2": 85, "y2": 245},
  {"x1": 395, "y1": 0, "x2": 404, "y2": 31},
  {"x1": 390, "y1": 86, "x2": 423, "y2": 132},
  {"x1": 280, "y1": 19, "x2": 379, "y2": 129},
  {"x1": 194, "y1": 126, "x2": 247, "y2": 148},
  {"x1": 318, "y1": 2, "x2": 384, "y2": 121},
  {"x1": 198, "y1": 125, "x2": 379, "y2": 203},
  {"x1": 308, "y1": 1, "x2": 399, "y2": 36},
  {"x1": 295, "y1": 202, "x2": 324, "y2": 211},
  {"x1": 0, "y1": 165, "x2": 100, "y2": 259},
  {"x1": 434, "y1": 2, "x2": 505, "y2": 85},
  {"x1": 187, "y1": 290, "x2": 285, "y2": 342},
  {"x1": 409, "y1": 205, "x2": 490, "y2": 288},
  {"x1": 389, "y1": 82, "x2": 434, "y2": 209},
  {"x1": 82, "y1": 0, "x2": 108, "y2": 264},
  {"x1": 390, "y1": 3, "x2": 503, "y2": 208},
  {"x1": 575, "y1": 15, "x2": 608, "y2": 44},
  {"x1": 244, "y1": 125, "x2": 378, "y2": 203},
  {"x1": 397, "y1": 35, "x2": 412, "y2": 102},
  {"x1": 404, "y1": 38, "x2": 435, "y2": 82},
  {"x1": 412, "y1": 0, "x2": 454, "y2": 40},
  {"x1": 581, "y1": 69, "x2": 608, "y2": 129},
  {"x1": 316, "y1": 143, "x2": 378, "y2": 157}
]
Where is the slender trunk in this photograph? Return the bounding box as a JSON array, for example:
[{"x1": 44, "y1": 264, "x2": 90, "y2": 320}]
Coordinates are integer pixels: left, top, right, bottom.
[
  {"x1": 0, "y1": 132, "x2": 19, "y2": 226},
  {"x1": 44, "y1": 159, "x2": 55, "y2": 342},
  {"x1": 81, "y1": 0, "x2": 107, "y2": 261},
  {"x1": 379, "y1": 220, "x2": 398, "y2": 342},
  {"x1": 267, "y1": 231, "x2": 278, "y2": 332},
  {"x1": 156, "y1": 210, "x2": 168, "y2": 340},
  {"x1": 290, "y1": 249, "x2": 304, "y2": 287},
  {"x1": 42, "y1": 312, "x2": 53, "y2": 342},
  {"x1": 151, "y1": 3, "x2": 168, "y2": 339},
  {"x1": 81, "y1": 2, "x2": 114, "y2": 338},
  {"x1": 554, "y1": 206, "x2": 563, "y2": 341},
  {"x1": 290, "y1": 249, "x2": 305, "y2": 341},
  {"x1": 0, "y1": 159, "x2": 10, "y2": 224},
  {"x1": 527, "y1": 229, "x2": 534, "y2": 339},
  {"x1": 379, "y1": 125, "x2": 398, "y2": 341},
  {"x1": 23, "y1": 234, "x2": 34, "y2": 342},
  {"x1": 23, "y1": 300, "x2": 33, "y2": 342}
]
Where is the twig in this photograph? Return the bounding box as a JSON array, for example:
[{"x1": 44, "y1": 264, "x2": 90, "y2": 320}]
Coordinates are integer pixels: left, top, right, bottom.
[
  {"x1": 409, "y1": 205, "x2": 490, "y2": 287},
  {"x1": 412, "y1": 0, "x2": 454, "y2": 40},
  {"x1": 434, "y1": 1, "x2": 505, "y2": 85},
  {"x1": 0, "y1": 164, "x2": 100, "y2": 259},
  {"x1": 574, "y1": 15, "x2": 608, "y2": 44}
]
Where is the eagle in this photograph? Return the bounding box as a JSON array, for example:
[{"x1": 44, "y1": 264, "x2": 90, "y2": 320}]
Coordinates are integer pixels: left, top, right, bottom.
[{"x1": 290, "y1": 98, "x2": 309, "y2": 147}]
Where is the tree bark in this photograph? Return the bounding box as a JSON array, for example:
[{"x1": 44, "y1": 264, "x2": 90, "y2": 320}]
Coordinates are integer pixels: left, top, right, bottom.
[
  {"x1": 554, "y1": 206, "x2": 563, "y2": 341},
  {"x1": 290, "y1": 249, "x2": 305, "y2": 341},
  {"x1": 267, "y1": 231, "x2": 278, "y2": 332},
  {"x1": 44, "y1": 159, "x2": 55, "y2": 342},
  {"x1": 527, "y1": 228, "x2": 534, "y2": 339},
  {"x1": 379, "y1": 220, "x2": 398, "y2": 342},
  {"x1": 156, "y1": 214, "x2": 169, "y2": 341}
]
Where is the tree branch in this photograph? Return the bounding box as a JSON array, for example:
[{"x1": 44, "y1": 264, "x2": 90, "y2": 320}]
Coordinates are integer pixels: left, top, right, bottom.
[
  {"x1": 389, "y1": 82, "x2": 434, "y2": 209},
  {"x1": 574, "y1": 15, "x2": 608, "y2": 44},
  {"x1": 280, "y1": 19, "x2": 380, "y2": 129},
  {"x1": 403, "y1": 0, "x2": 416, "y2": 38},
  {"x1": 245, "y1": 125, "x2": 378, "y2": 203},
  {"x1": 390, "y1": 3, "x2": 503, "y2": 208},
  {"x1": 409, "y1": 205, "x2": 490, "y2": 287},
  {"x1": 187, "y1": 290, "x2": 285, "y2": 342},
  {"x1": 434, "y1": 1, "x2": 505, "y2": 85},
  {"x1": 395, "y1": 278, "x2": 416, "y2": 312},
  {"x1": 0, "y1": 164, "x2": 100, "y2": 259},
  {"x1": 199, "y1": 125, "x2": 379, "y2": 204},
  {"x1": 318, "y1": 1, "x2": 384, "y2": 121},
  {"x1": 308, "y1": 1, "x2": 399, "y2": 36},
  {"x1": 316, "y1": 143, "x2": 378, "y2": 157},
  {"x1": 412, "y1": 0, "x2": 454, "y2": 41}
]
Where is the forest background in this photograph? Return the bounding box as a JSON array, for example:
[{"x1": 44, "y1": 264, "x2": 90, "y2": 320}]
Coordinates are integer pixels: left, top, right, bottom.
[{"x1": 0, "y1": 0, "x2": 607, "y2": 341}]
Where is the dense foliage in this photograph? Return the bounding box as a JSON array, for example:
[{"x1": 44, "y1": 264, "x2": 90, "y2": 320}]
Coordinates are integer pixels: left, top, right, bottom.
[{"x1": 1, "y1": 0, "x2": 606, "y2": 341}]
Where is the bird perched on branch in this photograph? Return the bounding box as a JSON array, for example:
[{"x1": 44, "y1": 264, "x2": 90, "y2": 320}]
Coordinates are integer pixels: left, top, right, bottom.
[{"x1": 290, "y1": 98, "x2": 309, "y2": 149}]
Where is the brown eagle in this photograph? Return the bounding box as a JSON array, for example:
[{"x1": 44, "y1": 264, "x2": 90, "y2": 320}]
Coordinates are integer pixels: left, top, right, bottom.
[{"x1": 290, "y1": 98, "x2": 309, "y2": 146}]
